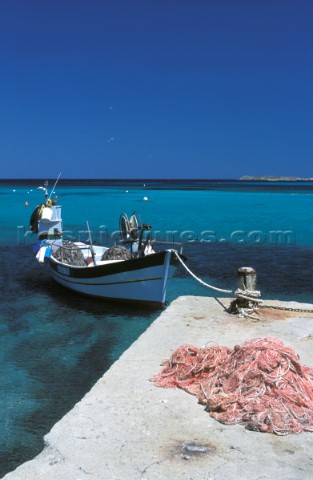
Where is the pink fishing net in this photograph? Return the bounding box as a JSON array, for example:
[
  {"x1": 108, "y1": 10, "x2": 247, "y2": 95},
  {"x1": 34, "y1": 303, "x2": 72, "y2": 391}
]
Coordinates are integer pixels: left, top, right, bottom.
[{"x1": 151, "y1": 337, "x2": 313, "y2": 435}]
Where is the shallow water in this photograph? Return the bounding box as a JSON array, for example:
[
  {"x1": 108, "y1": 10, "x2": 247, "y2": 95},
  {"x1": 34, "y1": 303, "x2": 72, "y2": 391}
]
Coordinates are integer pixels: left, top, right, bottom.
[{"x1": 0, "y1": 179, "x2": 313, "y2": 475}]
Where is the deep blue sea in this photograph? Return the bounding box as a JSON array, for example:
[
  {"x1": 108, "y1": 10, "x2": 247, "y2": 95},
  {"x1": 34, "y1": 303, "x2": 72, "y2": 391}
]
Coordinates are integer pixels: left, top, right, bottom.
[{"x1": 1, "y1": 178, "x2": 313, "y2": 476}]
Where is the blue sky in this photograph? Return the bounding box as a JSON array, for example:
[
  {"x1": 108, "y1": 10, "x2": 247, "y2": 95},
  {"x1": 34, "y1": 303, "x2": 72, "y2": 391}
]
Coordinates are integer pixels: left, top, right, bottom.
[{"x1": 1, "y1": 0, "x2": 312, "y2": 179}]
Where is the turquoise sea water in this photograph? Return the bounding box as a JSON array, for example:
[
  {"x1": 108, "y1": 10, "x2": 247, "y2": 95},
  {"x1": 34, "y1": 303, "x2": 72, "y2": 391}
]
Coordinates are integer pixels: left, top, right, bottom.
[{"x1": 1, "y1": 179, "x2": 313, "y2": 475}]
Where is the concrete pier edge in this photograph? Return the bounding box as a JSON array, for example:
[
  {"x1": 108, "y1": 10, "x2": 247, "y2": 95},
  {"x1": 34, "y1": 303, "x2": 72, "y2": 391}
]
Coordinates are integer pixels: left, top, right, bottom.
[{"x1": 4, "y1": 295, "x2": 313, "y2": 480}]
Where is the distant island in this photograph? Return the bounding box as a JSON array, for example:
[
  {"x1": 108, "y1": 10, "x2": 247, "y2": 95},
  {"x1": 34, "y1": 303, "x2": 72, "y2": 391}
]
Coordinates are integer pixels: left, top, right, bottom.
[{"x1": 240, "y1": 175, "x2": 313, "y2": 182}]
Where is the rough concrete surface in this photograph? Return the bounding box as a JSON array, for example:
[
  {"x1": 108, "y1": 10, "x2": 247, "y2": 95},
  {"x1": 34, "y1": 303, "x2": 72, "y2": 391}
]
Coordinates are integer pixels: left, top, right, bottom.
[{"x1": 3, "y1": 296, "x2": 313, "y2": 480}]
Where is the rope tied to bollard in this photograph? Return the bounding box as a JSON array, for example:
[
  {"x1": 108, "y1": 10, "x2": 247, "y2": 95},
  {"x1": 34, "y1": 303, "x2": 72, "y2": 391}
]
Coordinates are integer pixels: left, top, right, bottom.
[
  {"x1": 172, "y1": 250, "x2": 262, "y2": 315},
  {"x1": 173, "y1": 252, "x2": 313, "y2": 316}
]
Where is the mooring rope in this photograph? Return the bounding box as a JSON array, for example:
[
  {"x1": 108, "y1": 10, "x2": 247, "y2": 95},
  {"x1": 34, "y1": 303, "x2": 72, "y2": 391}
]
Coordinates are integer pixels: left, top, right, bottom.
[
  {"x1": 172, "y1": 250, "x2": 233, "y2": 294},
  {"x1": 172, "y1": 250, "x2": 313, "y2": 314}
]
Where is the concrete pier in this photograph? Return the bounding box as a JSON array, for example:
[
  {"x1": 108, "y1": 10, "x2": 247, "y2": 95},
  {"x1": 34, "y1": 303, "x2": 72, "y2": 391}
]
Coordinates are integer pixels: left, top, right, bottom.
[{"x1": 4, "y1": 296, "x2": 313, "y2": 480}]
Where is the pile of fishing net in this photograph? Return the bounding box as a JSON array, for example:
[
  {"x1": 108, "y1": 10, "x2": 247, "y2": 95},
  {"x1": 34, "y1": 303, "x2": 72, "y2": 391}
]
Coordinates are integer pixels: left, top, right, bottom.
[
  {"x1": 101, "y1": 246, "x2": 131, "y2": 261},
  {"x1": 53, "y1": 241, "x2": 86, "y2": 266},
  {"x1": 151, "y1": 337, "x2": 313, "y2": 435}
]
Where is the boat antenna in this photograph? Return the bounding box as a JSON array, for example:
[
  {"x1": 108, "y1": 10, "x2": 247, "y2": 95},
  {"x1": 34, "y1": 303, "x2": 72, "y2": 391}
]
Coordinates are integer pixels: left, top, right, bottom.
[
  {"x1": 48, "y1": 172, "x2": 61, "y2": 203},
  {"x1": 86, "y1": 221, "x2": 96, "y2": 265}
]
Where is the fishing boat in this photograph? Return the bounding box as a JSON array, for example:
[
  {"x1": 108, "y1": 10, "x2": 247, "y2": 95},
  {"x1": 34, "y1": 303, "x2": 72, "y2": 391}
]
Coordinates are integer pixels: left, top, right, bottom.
[{"x1": 30, "y1": 187, "x2": 185, "y2": 307}]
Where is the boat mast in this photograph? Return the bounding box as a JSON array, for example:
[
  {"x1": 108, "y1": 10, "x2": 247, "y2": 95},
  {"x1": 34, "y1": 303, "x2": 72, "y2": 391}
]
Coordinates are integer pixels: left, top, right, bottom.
[
  {"x1": 86, "y1": 221, "x2": 96, "y2": 265},
  {"x1": 47, "y1": 172, "x2": 61, "y2": 203}
]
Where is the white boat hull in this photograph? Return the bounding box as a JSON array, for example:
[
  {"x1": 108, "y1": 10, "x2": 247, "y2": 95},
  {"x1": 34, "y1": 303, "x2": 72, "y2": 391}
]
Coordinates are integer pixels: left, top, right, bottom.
[
  {"x1": 47, "y1": 249, "x2": 180, "y2": 306},
  {"x1": 30, "y1": 200, "x2": 184, "y2": 306}
]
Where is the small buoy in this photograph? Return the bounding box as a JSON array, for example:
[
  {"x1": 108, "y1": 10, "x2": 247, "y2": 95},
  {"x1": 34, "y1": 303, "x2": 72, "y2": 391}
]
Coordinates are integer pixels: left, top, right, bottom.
[
  {"x1": 143, "y1": 196, "x2": 148, "y2": 201},
  {"x1": 25, "y1": 201, "x2": 29, "y2": 206}
]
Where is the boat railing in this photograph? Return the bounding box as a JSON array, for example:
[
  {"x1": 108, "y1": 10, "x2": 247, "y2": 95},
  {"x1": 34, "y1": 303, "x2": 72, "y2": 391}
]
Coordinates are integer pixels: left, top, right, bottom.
[
  {"x1": 151, "y1": 240, "x2": 184, "y2": 254},
  {"x1": 117, "y1": 238, "x2": 184, "y2": 255}
]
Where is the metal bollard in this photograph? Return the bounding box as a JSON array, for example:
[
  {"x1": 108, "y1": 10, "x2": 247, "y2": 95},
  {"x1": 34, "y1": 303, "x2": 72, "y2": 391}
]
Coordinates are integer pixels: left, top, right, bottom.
[
  {"x1": 237, "y1": 267, "x2": 257, "y2": 291},
  {"x1": 229, "y1": 267, "x2": 261, "y2": 315}
]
